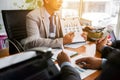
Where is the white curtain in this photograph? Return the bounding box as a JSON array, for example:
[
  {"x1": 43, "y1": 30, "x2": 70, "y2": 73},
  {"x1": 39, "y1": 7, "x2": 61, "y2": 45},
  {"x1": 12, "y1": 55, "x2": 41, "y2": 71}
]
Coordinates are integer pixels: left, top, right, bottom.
[{"x1": 116, "y1": 6, "x2": 120, "y2": 40}]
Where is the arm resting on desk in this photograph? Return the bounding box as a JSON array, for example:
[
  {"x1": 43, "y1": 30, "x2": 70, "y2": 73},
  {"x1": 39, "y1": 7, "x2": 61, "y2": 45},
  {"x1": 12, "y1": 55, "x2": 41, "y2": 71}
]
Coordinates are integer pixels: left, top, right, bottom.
[{"x1": 59, "y1": 65, "x2": 81, "y2": 80}]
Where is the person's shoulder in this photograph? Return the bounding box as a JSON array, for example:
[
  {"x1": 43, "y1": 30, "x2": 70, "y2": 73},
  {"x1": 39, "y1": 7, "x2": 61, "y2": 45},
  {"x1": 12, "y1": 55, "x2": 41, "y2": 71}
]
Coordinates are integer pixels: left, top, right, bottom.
[
  {"x1": 27, "y1": 7, "x2": 43, "y2": 17},
  {"x1": 107, "y1": 49, "x2": 120, "y2": 66}
]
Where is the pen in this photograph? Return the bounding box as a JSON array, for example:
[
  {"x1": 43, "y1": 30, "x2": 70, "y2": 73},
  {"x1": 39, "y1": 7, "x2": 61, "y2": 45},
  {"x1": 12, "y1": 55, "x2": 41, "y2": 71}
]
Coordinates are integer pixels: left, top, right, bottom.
[{"x1": 61, "y1": 44, "x2": 64, "y2": 51}]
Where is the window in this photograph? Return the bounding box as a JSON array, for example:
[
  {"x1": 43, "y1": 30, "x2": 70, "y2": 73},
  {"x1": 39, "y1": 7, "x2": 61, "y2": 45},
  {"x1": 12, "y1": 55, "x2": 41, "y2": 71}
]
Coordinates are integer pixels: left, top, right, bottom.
[
  {"x1": 61, "y1": 0, "x2": 81, "y2": 18},
  {"x1": 61, "y1": 0, "x2": 119, "y2": 32}
]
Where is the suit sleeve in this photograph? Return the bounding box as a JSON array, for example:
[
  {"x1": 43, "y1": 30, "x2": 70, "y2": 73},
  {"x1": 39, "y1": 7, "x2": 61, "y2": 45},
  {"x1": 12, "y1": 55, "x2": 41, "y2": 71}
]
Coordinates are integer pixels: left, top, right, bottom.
[
  {"x1": 111, "y1": 40, "x2": 120, "y2": 49},
  {"x1": 96, "y1": 48, "x2": 120, "y2": 80},
  {"x1": 101, "y1": 40, "x2": 120, "y2": 58},
  {"x1": 59, "y1": 66, "x2": 81, "y2": 80},
  {"x1": 101, "y1": 46, "x2": 115, "y2": 58}
]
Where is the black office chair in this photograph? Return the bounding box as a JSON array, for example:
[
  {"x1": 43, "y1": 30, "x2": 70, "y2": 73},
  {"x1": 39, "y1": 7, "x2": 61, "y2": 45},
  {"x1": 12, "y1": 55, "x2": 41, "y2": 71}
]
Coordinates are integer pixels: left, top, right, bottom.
[{"x1": 2, "y1": 10, "x2": 32, "y2": 55}]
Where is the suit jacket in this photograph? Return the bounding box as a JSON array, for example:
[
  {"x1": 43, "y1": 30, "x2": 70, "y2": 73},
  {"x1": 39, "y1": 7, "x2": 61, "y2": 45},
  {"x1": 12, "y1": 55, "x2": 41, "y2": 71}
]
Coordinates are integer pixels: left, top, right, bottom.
[
  {"x1": 21, "y1": 7, "x2": 63, "y2": 49},
  {"x1": 58, "y1": 66, "x2": 81, "y2": 80},
  {"x1": 101, "y1": 40, "x2": 120, "y2": 58},
  {"x1": 97, "y1": 48, "x2": 120, "y2": 80}
]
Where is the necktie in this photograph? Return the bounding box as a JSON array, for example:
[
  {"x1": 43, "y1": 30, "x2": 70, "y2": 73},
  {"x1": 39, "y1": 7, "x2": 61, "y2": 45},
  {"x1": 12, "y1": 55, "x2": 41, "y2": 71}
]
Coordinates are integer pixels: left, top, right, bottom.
[{"x1": 49, "y1": 15, "x2": 56, "y2": 38}]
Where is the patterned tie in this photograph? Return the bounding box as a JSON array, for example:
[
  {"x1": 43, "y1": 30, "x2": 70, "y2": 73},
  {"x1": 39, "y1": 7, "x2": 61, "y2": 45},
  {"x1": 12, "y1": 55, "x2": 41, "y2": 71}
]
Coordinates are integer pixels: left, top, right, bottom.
[{"x1": 49, "y1": 15, "x2": 56, "y2": 38}]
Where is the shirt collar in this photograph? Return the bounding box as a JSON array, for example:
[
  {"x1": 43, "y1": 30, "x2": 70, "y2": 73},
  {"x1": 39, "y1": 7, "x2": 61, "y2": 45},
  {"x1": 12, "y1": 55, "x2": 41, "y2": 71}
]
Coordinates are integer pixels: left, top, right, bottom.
[{"x1": 43, "y1": 7, "x2": 51, "y2": 18}]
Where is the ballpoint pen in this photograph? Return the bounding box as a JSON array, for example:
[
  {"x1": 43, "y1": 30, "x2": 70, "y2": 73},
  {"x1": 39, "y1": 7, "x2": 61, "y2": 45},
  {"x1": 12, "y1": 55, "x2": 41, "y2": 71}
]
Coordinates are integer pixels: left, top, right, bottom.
[{"x1": 61, "y1": 44, "x2": 64, "y2": 51}]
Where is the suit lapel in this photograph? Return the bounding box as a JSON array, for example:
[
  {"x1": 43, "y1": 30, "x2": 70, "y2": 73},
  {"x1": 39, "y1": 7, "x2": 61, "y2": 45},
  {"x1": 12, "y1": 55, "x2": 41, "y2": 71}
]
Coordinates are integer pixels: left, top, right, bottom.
[
  {"x1": 40, "y1": 7, "x2": 49, "y2": 38},
  {"x1": 55, "y1": 15, "x2": 59, "y2": 38}
]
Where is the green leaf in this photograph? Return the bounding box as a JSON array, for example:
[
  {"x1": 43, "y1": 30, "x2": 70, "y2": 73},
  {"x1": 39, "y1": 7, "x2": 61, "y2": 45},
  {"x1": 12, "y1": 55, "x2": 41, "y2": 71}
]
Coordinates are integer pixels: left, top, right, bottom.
[{"x1": 25, "y1": 0, "x2": 33, "y2": 3}]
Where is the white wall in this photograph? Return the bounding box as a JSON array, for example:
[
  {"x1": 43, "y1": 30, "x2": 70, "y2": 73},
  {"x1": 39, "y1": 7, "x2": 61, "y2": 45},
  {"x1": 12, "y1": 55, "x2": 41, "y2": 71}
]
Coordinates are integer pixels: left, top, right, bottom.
[{"x1": 0, "y1": 0, "x2": 25, "y2": 34}]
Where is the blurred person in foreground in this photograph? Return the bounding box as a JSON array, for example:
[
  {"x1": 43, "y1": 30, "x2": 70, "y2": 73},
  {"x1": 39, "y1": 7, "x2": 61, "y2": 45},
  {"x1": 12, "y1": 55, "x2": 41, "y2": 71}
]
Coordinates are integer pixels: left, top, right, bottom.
[
  {"x1": 57, "y1": 51, "x2": 81, "y2": 80},
  {"x1": 57, "y1": 35, "x2": 120, "y2": 80}
]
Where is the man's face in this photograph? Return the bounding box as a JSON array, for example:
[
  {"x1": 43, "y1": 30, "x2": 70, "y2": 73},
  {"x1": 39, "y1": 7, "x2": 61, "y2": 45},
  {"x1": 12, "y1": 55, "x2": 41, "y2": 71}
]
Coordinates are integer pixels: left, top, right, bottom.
[{"x1": 46, "y1": 0, "x2": 63, "y2": 11}]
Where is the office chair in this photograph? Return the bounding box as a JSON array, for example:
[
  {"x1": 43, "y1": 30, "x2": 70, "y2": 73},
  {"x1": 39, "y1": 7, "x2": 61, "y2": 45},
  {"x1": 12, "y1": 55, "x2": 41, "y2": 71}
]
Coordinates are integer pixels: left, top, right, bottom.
[{"x1": 2, "y1": 10, "x2": 32, "y2": 55}]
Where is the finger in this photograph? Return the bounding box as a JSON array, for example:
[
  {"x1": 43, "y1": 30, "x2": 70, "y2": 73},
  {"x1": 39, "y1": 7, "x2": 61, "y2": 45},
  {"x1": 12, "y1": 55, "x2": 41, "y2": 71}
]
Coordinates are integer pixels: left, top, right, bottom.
[
  {"x1": 82, "y1": 64, "x2": 91, "y2": 69},
  {"x1": 57, "y1": 52, "x2": 62, "y2": 59},
  {"x1": 104, "y1": 36, "x2": 108, "y2": 41},
  {"x1": 77, "y1": 62, "x2": 89, "y2": 69},
  {"x1": 71, "y1": 33, "x2": 75, "y2": 37},
  {"x1": 70, "y1": 32, "x2": 74, "y2": 36},
  {"x1": 68, "y1": 32, "x2": 74, "y2": 35},
  {"x1": 102, "y1": 36, "x2": 108, "y2": 44},
  {"x1": 98, "y1": 37, "x2": 104, "y2": 43},
  {"x1": 75, "y1": 58, "x2": 87, "y2": 64},
  {"x1": 77, "y1": 64, "x2": 84, "y2": 68}
]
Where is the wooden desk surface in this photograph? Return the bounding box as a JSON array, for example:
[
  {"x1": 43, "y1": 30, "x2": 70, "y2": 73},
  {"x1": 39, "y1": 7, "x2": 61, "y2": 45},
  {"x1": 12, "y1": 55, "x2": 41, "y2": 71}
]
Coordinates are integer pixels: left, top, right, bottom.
[{"x1": 65, "y1": 42, "x2": 101, "y2": 80}]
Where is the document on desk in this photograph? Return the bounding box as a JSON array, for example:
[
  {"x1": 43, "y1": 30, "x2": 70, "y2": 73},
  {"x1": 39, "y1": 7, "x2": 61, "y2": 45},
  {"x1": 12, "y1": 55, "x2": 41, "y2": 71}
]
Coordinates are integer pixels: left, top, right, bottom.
[
  {"x1": 55, "y1": 54, "x2": 96, "y2": 79},
  {"x1": 71, "y1": 55, "x2": 96, "y2": 79},
  {"x1": 52, "y1": 43, "x2": 96, "y2": 79}
]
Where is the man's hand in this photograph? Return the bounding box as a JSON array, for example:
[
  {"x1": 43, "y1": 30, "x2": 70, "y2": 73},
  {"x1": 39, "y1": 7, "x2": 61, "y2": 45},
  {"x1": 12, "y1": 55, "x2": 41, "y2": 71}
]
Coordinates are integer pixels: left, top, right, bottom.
[
  {"x1": 97, "y1": 36, "x2": 108, "y2": 52},
  {"x1": 106, "y1": 39, "x2": 112, "y2": 46},
  {"x1": 75, "y1": 57, "x2": 102, "y2": 69},
  {"x1": 81, "y1": 32, "x2": 88, "y2": 41},
  {"x1": 57, "y1": 51, "x2": 71, "y2": 66},
  {"x1": 63, "y1": 32, "x2": 75, "y2": 45}
]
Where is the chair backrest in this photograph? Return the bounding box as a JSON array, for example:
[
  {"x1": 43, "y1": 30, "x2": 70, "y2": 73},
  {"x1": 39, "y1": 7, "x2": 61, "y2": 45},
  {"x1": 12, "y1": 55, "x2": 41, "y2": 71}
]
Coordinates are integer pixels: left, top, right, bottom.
[{"x1": 2, "y1": 10, "x2": 32, "y2": 54}]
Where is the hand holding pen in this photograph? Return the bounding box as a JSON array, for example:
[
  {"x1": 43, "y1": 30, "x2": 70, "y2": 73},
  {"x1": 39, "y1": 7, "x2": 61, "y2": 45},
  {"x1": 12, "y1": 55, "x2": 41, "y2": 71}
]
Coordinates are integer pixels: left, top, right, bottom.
[{"x1": 57, "y1": 50, "x2": 71, "y2": 66}]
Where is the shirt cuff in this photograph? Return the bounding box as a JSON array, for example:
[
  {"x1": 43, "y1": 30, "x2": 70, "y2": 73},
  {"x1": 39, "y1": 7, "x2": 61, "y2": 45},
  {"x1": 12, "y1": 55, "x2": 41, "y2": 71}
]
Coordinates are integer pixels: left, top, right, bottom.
[
  {"x1": 60, "y1": 62, "x2": 72, "y2": 68},
  {"x1": 101, "y1": 58, "x2": 107, "y2": 69}
]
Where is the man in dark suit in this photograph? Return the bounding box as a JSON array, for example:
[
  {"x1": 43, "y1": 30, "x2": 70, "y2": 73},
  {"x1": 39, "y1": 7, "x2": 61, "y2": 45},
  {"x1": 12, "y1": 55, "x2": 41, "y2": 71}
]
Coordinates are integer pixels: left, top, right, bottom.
[
  {"x1": 96, "y1": 35, "x2": 120, "y2": 58},
  {"x1": 57, "y1": 51, "x2": 81, "y2": 80},
  {"x1": 57, "y1": 36, "x2": 120, "y2": 80}
]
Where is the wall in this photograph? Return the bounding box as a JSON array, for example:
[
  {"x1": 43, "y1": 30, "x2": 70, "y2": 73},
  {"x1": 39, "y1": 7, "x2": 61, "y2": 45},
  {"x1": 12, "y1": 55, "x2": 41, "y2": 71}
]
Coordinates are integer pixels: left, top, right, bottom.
[
  {"x1": 0, "y1": 0, "x2": 25, "y2": 34},
  {"x1": 0, "y1": 0, "x2": 43, "y2": 34}
]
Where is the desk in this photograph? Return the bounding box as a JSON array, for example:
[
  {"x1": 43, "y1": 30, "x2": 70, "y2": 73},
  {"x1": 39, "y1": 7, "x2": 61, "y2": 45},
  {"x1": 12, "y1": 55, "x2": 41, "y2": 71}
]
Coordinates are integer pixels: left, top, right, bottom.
[{"x1": 64, "y1": 42, "x2": 101, "y2": 80}]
